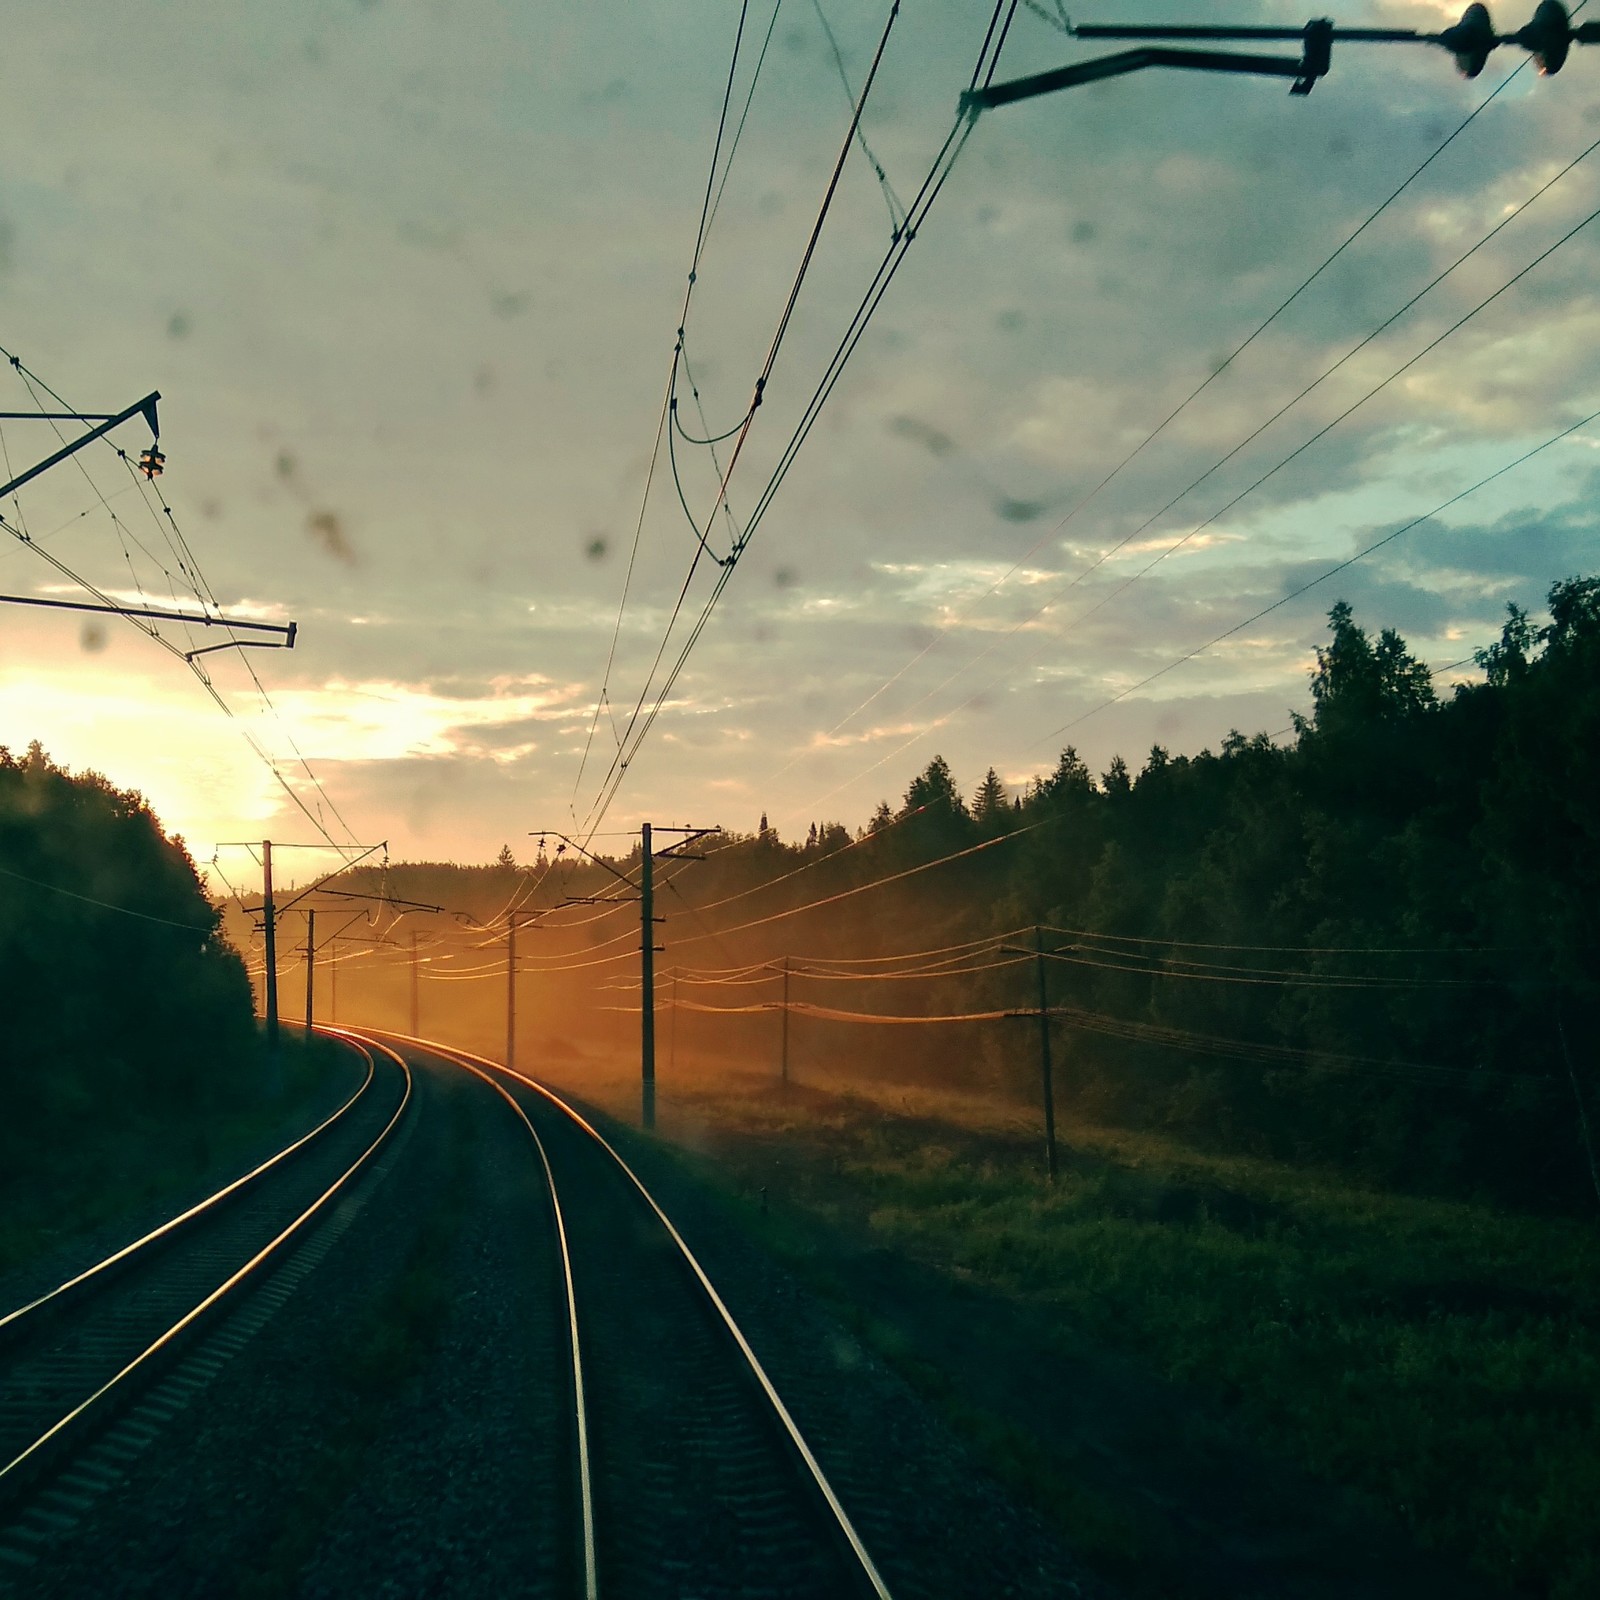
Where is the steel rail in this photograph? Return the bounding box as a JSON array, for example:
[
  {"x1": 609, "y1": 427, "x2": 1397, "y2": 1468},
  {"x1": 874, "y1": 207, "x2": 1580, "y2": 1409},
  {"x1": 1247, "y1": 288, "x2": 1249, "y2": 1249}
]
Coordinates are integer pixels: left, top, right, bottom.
[
  {"x1": 361, "y1": 1027, "x2": 894, "y2": 1600},
  {"x1": 0, "y1": 1034, "x2": 411, "y2": 1507},
  {"x1": 428, "y1": 1050, "x2": 598, "y2": 1600},
  {"x1": 0, "y1": 1037, "x2": 375, "y2": 1349}
]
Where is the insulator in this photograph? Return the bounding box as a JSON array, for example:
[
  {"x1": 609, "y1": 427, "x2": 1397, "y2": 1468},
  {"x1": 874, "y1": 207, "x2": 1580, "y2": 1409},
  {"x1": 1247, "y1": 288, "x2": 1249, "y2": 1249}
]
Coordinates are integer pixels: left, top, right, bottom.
[
  {"x1": 1441, "y1": 4, "x2": 1496, "y2": 77},
  {"x1": 1518, "y1": 0, "x2": 1573, "y2": 73},
  {"x1": 138, "y1": 442, "x2": 166, "y2": 480}
]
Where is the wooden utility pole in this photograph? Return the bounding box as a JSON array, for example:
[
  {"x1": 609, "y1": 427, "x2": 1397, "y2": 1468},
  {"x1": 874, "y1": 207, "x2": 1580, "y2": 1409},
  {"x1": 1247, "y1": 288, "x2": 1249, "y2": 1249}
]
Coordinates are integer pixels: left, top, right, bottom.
[
  {"x1": 641, "y1": 822, "x2": 657, "y2": 1130},
  {"x1": 410, "y1": 930, "x2": 420, "y2": 1037},
  {"x1": 262, "y1": 839, "x2": 279, "y2": 1053},
  {"x1": 669, "y1": 968, "x2": 679, "y2": 1077},
  {"x1": 506, "y1": 912, "x2": 519, "y2": 1072},
  {"x1": 1004, "y1": 927, "x2": 1064, "y2": 1180},
  {"x1": 1034, "y1": 925, "x2": 1059, "y2": 1182},
  {"x1": 303, "y1": 908, "x2": 316, "y2": 1036},
  {"x1": 780, "y1": 955, "x2": 791, "y2": 1085}
]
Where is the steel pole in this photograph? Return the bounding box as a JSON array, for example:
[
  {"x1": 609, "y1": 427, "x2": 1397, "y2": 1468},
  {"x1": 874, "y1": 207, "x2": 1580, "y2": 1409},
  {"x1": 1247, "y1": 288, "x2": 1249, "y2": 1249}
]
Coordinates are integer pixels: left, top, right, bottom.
[
  {"x1": 641, "y1": 823, "x2": 656, "y2": 1130},
  {"x1": 262, "y1": 840, "x2": 279, "y2": 1053},
  {"x1": 304, "y1": 908, "x2": 315, "y2": 1037},
  {"x1": 506, "y1": 914, "x2": 517, "y2": 1071}
]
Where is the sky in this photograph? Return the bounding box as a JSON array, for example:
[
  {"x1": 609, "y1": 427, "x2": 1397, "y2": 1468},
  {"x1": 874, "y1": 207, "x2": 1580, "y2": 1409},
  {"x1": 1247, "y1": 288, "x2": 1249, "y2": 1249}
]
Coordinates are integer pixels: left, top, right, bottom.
[{"x1": 1, "y1": 0, "x2": 1597, "y2": 880}]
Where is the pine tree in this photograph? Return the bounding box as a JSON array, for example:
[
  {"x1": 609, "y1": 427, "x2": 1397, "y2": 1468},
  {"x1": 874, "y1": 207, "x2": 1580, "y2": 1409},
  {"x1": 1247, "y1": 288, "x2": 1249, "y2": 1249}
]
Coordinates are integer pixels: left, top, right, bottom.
[
  {"x1": 902, "y1": 754, "x2": 964, "y2": 818},
  {"x1": 972, "y1": 767, "x2": 1008, "y2": 830},
  {"x1": 495, "y1": 843, "x2": 516, "y2": 870}
]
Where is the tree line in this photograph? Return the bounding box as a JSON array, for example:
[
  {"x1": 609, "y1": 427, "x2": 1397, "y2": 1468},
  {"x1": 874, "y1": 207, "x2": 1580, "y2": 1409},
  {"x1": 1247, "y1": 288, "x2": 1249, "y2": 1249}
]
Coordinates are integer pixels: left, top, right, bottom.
[
  {"x1": 347, "y1": 576, "x2": 1600, "y2": 1211},
  {"x1": 0, "y1": 742, "x2": 257, "y2": 1185}
]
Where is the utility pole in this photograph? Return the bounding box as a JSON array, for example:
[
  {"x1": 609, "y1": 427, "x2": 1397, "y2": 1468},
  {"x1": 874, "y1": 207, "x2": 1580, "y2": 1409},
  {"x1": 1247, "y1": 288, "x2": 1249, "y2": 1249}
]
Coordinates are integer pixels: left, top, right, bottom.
[
  {"x1": 304, "y1": 908, "x2": 316, "y2": 1037},
  {"x1": 504, "y1": 909, "x2": 540, "y2": 1071},
  {"x1": 1033, "y1": 925, "x2": 1058, "y2": 1183},
  {"x1": 1003, "y1": 927, "x2": 1066, "y2": 1181},
  {"x1": 330, "y1": 938, "x2": 338, "y2": 1024},
  {"x1": 536, "y1": 823, "x2": 719, "y2": 1131},
  {"x1": 410, "y1": 930, "x2": 420, "y2": 1037},
  {"x1": 641, "y1": 823, "x2": 658, "y2": 1128},
  {"x1": 506, "y1": 912, "x2": 518, "y2": 1071},
  {"x1": 219, "y1": 837, "x2": 391, "y2": 1049},
  {"x1": 262, "y1": 839, "x2": 279, "y2": 1054},
  {"x1": 780, "y1": 955, "x2": 791, "y2": 1086},
  {"x1": 670, "y1": 968, "x2": 679, "y2": 1077}
]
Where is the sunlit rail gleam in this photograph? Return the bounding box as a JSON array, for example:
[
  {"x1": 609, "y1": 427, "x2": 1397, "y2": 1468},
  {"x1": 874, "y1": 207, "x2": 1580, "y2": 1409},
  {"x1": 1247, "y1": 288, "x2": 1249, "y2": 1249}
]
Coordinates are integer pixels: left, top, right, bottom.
[
  {"x1": 354, "y1": 1026, "x2": 896, "y2": 1600},
  {"x1": 0, "y1": 1033, "x2": 411, "y2": 1512}
]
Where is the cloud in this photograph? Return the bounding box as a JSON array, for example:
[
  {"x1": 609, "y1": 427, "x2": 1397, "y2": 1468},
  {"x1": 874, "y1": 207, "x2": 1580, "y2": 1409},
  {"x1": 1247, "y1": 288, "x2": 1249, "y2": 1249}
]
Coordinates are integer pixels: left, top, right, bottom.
[{"x1": 7, "y1": 0, "x2": 1599, "y2": 858}]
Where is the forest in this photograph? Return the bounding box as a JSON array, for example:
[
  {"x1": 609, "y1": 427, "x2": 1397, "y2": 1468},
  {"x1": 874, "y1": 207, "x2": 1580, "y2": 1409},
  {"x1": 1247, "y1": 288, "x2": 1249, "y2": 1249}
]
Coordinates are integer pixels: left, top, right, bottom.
[
  {"x1": 0, "y1": 742, "x2": 258, "y2": 1186},
  {"x1": 324, "y1": 575, "x2": 1600, "y2": 1216}
]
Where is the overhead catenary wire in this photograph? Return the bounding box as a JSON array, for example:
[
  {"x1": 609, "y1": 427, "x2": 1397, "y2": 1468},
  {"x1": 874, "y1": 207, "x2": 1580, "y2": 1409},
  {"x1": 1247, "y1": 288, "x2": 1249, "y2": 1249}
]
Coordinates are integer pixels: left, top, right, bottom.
[
  {"x1": 572, "y1": 0, "x2": 765, "y2": 814},
  {"x1": 810, "y1": 0, "x2": 907, "y2": 233},
  {"x1": 0, "y1": 862, "x2": 218, "y2": 932},
  {"x1": 1042, "y1": 400, "x2": 1600, "y2": 744},
  {"x1": 759, "y1": 39, "x2": 1568, "y2": 807},
  {"x1": 579, "y1": 1, "x2": 910, "y2": 840},
  {"x1": 778, "y1": 171, "x2": 1600, "y2": 821},
  {"x1": 577, "y1": 1, "x2": 1012, "y2": 842},
  {"x1": 0, "y1": 346, "x2": 361, "y2": 853},
  {"x1": 579, "y1": 106, "x2": 981, "y2": 838}
]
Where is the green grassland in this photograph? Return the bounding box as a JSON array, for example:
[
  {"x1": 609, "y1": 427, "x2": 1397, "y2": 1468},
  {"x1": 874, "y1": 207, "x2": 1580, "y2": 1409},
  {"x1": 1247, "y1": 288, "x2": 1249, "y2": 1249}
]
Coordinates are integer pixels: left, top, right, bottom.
[
  {"x1": 569, "y1": 1052, "x2": 1600, "y2": 1598},
  {"x1": 0, "y1": 1034, "x2": 356, "y2": 1282}
]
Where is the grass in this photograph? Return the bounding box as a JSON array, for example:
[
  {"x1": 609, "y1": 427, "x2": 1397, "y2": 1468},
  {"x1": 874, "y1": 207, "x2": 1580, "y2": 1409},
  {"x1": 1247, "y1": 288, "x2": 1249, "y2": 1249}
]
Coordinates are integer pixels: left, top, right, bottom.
[
  {"x1": 0, "y1": 1036, "x2": 356, "y2": 1281},
  {"x1": 554, "y1": 1047, "x2": 1600, "y2": 1599},
  {"x1": 859, "y1": 1129, "x2": 1597, "y2": 1597}
]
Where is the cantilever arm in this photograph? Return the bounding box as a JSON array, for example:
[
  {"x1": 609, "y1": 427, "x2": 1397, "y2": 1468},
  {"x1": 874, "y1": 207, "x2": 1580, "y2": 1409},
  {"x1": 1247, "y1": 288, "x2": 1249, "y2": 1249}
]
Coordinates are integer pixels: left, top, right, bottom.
[
  {"x1": 183, "y1": 627, "x2": 298, "y2": 662},
  {"x1": 0, "y1": 590, "x2": 295, "y2": 643},
  {"x1": 0, "y1": 393, "x2": 161, "y2": 501},
  {"x1": 961, "y1": 45, "x2": 1307, "y2": 112},
  {"x1": 967, "y1": 7, "x2": 1600, "y2": 115}
]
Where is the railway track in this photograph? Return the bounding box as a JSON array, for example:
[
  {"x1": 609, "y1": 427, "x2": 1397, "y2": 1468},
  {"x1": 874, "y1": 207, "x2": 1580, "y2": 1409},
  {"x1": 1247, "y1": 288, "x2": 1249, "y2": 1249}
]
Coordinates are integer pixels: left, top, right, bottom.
[
  {"x1": 352, "y1": 1028, "x2": 894, "y2": 1600},
  {"x1": 0, "y1": 1032, "x2": 411, "y2": 1566}
]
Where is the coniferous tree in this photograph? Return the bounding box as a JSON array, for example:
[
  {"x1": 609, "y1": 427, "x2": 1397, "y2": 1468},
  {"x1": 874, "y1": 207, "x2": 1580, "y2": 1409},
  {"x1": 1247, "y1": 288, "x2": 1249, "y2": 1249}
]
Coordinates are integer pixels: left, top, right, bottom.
[{"x1": 972, "y1": 767, "x2": 1009, "y2": 833}]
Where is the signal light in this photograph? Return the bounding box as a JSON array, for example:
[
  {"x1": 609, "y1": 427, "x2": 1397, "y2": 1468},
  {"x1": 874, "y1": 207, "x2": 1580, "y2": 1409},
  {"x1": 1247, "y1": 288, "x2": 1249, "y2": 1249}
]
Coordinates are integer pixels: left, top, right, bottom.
[{"x1": 138, "y1": 442, "x2": 165, "y2": 480}]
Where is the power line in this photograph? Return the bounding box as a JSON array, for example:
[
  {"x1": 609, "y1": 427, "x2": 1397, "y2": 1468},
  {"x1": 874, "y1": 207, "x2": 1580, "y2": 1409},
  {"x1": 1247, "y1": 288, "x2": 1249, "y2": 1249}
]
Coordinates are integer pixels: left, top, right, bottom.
[
  {"x1": 0, "y1": 347, "x2": 359, "y2": 852},
  {"x1": 759, "y1": 42, "x2": 1558, "y2": 803},
  {"x1": 580, "y1": 101, "x2": 981, "y2": 837},
  {"x1": 0, "y1": 862, "x2": 216, "y2": 931},
  {"x1": 777, "y1": 172, "x2": 1600, "y2": 822},
  {"x1": 1042, "y1": 401, "x2": 1600, "y2": 743},
  {"x1": 572, "y1": 0, "x2": 765, "y2": 816},
  {"x1": 810, "y1": 0, "x2": 907, "y2": 233},
  {"x1": 579, "y1": 1, "x2": 910, "y2": 838}
]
